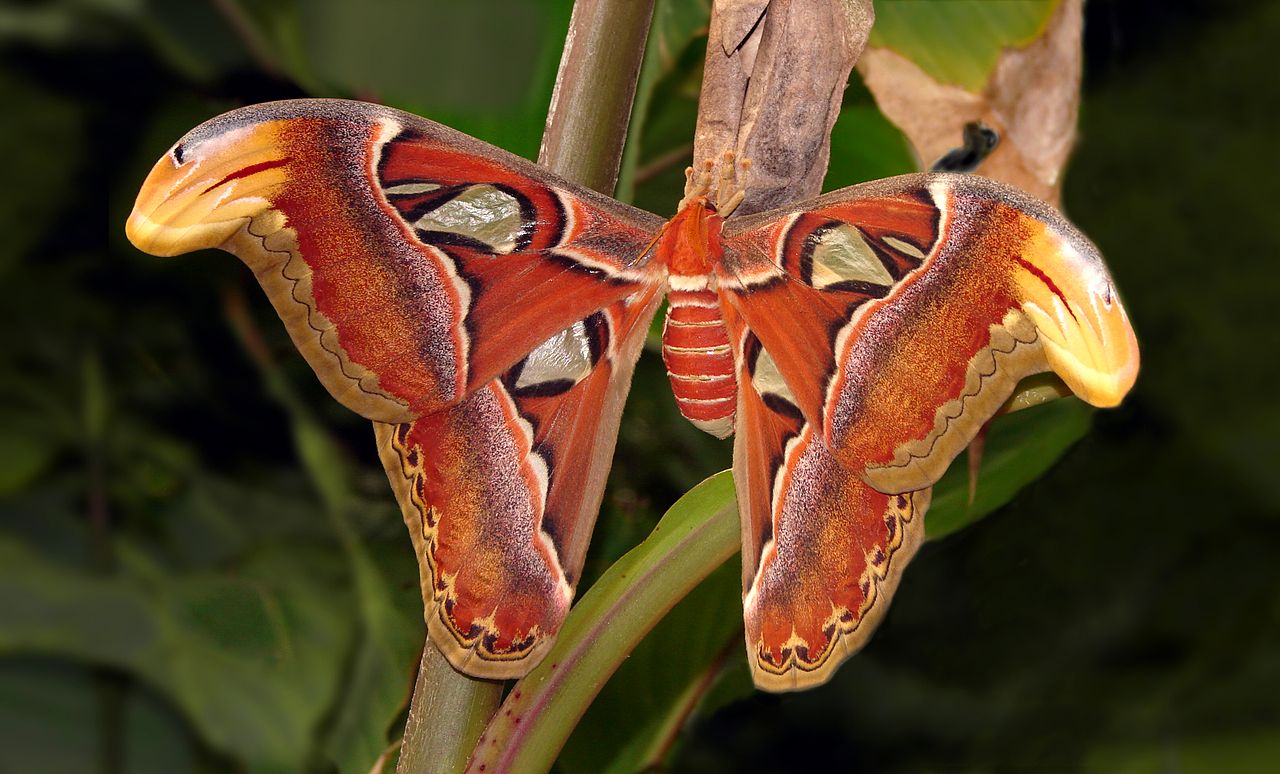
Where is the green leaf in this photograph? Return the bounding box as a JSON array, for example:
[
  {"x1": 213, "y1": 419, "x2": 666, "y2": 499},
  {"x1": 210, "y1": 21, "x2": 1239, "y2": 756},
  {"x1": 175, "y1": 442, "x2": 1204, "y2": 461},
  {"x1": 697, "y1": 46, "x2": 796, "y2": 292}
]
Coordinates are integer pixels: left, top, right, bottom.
[
  {"x1": 868, "y1": 0, "x2": 1060, "y2": 91},
  {"x1": 558, "y1": 560, "x2": 743, "y2": 773},
  {"x1": 0, "y1": 534, "x2": 351, "y2": 769},
  {"x1": 241, "y1": 323, "x2": 421, "y2": 773},
  {"x1": 825, "y1": 78, "x2": 917, "y2": 187},
  {"x1": 0, "y1": 414, "x2": 58, "y2": 496},
  {"x1": 926, "y1": 397, "x2": 1093, "y2": 540},
  {"x1": 320, "y1": 543, "x2": 422, "y2": 774},
  {"x1": 469, "y1": 471, "x2": 738, "y2": 773},
  {"x1": 0, "y1": 659, "x2": 204, "y2": 773},
  {"x1": 0, "y1": 71, "x2": 83, "y2": 279},
  {"x1": 294, "y1": 0, "x2": 575, "y2": 159},
  {"x1": 1083, "y1": 729, "x2": 1280, "y2": 774}
]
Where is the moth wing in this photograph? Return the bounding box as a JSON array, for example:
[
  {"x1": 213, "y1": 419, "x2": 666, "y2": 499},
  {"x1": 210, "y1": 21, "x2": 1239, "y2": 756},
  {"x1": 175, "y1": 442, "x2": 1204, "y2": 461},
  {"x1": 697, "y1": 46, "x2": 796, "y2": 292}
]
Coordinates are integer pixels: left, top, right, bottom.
[
  {"x1": 377, "y1": 290, "x2": 661, "y2": 678},
  {"x1": 719, "y1": 173, "x2": 1138, "y2": 689},
  {"x1": 127, "y1": 98, "x2": 668, "y2": 679},
  {"x1": 127, "y1": 98, "x2": 664, "y2": 423},
  {"x1": 721, "y1": 173, "x2": 1138, "y2": 494}
]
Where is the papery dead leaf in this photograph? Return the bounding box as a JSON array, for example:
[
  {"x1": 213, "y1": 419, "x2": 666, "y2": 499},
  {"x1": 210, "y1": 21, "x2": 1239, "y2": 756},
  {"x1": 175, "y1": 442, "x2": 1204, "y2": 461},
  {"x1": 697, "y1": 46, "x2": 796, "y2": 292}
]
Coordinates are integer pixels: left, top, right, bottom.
[
  {"x1": 694, "y1": 0, "x2": 875, "y2": 215},
  {"x1": 858, "y1": 0, "x2": 1082, "y2": 204}
]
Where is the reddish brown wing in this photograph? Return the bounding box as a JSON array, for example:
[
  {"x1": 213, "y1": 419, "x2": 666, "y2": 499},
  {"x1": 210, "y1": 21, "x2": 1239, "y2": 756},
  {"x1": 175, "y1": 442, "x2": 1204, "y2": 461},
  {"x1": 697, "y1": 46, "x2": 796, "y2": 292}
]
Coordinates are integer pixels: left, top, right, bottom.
[
  {"x1": 127, "y1": 99, "x2": 664, "y2": 423},
  {"x1": 718, "y1": 173, "x2": 1139, "y2": 690},
  {"x1": 376, "y1": 290, "x2": 661, "y2": 677},
  {"x1": 126, "y1": 99, "x2": 667, "y2": 679}
]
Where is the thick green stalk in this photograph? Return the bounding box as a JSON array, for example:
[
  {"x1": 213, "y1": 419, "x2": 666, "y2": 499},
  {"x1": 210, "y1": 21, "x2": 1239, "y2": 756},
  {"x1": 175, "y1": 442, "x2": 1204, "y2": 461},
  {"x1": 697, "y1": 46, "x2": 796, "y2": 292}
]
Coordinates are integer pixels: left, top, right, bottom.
[
  {"x1": 539, "y1": 0, "x2": 656, "y2": 191},
  {"x1": 394, "y1": 1, "x2": 654, "y2": 771},
  {"x1": 395, "y1": 646, "x2": 503, "y2": 774}
]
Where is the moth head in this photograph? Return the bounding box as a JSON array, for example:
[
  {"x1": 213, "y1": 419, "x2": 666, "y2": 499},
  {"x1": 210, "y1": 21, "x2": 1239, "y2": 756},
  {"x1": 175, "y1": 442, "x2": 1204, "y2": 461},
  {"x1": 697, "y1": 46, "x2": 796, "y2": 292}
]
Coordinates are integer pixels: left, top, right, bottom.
[{"x1": 126, "y1": 113, "x2": 295, "y2": 257}]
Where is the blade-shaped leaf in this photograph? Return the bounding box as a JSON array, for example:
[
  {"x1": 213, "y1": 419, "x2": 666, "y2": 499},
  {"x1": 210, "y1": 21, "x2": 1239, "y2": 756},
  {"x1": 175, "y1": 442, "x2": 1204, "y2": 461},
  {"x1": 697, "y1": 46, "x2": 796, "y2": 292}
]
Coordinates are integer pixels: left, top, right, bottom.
[
  {"x1": 558, "y1": 560, "x2": 743, "y2": 773},
  {"x1": 867, "y1": 0, "x2": 1059, "y2": 92},
  {"x1": 467, "y1": 471, "x2": 738, "y2": 773}
]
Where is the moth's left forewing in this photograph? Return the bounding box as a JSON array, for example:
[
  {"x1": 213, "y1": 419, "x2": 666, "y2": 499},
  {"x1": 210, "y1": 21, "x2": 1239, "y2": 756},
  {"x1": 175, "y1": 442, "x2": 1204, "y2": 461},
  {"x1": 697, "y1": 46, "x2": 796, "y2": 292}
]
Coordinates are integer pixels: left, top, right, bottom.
[
  {"x1": 376, "y1": 287, "x2": 662, "y2": 679},
  {"x1": 128, "y1": 98, "x2": 671, "y2": 680},
  {"x1": 127, "y1": 99, "x2": 664, "y2": 423},
  {"x1": 723, "y1": 173, "x2": 1139, "y2": 495}
]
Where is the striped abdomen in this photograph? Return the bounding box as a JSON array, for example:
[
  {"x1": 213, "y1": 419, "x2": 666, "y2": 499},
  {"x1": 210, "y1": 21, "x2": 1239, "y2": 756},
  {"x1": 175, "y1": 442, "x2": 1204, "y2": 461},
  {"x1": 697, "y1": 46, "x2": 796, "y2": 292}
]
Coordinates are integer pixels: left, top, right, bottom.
[{"x1": 662, "y1": 286, "x2": 736, "y2": 438}]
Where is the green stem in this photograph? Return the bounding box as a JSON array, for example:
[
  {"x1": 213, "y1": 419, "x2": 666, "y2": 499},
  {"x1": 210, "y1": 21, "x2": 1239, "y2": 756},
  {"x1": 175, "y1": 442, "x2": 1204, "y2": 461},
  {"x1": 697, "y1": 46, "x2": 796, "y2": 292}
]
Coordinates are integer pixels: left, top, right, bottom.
[
  {"x1": 395, "y1": 1, "x2": 655, "y2": 771},
  {"x1": 538, "y1": 0, "x2": 656, "y2": 192},
  {"x1": 395, "y1": 645, "x2": 503, "y2": 774}
]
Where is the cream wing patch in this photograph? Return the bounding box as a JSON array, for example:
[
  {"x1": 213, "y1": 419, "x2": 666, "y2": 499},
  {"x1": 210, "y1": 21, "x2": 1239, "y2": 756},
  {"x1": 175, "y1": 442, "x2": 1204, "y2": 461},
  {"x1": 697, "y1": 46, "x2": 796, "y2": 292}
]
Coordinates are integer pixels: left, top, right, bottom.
[{"x1": 808, "y1": 223, "x2": 894, "y2": 289}]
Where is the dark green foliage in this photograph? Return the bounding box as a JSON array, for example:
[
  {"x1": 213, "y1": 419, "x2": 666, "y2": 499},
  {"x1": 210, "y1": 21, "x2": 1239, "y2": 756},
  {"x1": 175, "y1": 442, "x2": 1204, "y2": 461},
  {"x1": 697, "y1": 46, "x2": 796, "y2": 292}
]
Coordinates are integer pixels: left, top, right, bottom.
[{"x1": 1, "y1": 0, "x2": 1276, "y2": 771}]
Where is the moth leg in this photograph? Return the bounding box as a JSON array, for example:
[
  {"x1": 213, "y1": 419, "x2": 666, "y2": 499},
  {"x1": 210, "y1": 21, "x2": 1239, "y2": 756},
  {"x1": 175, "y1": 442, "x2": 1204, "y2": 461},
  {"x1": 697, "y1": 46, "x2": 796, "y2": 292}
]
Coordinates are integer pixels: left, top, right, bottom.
[
  {"x1": 678, "y1": 159, "x2": 716, "y2": 211},
  {"x1": 715, "y1": 151, "x2": 751, "y2": 218}
]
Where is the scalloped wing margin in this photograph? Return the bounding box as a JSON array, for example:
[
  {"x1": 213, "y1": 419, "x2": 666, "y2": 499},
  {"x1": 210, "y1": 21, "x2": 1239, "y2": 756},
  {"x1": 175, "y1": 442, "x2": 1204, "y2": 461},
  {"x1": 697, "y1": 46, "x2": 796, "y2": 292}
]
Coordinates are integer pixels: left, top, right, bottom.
[
  {"x1": 720, "y1": 173, "x2": 1137, "y2": 690},
  {"x1": 724, "y1": 301, "x2": 930, "y2": 691}
]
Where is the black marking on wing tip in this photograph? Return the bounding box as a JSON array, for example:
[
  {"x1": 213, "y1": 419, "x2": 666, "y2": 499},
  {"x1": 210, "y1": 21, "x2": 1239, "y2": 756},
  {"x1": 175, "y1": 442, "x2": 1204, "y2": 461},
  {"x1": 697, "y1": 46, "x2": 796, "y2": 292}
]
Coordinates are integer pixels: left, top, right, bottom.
[
  {"x1": 583, "y1": 311, "x2": 609, "y2": 364},
  {"x1": 744, "y1": 334, "x2": 762, "y2": 378},
  {"x1": 761, "y1": 392, "x2": 804, "y2": 422},
  {"x1": 171, "y1": 143, "x2": 185, "y2": 164}
]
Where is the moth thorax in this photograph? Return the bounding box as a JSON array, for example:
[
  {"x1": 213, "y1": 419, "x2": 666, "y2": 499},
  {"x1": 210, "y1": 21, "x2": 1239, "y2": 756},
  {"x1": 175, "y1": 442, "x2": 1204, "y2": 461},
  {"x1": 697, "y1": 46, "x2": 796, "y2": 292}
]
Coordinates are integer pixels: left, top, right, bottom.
[{"x1": 661, "y1": 286, "x2": 736, "y2": 438}]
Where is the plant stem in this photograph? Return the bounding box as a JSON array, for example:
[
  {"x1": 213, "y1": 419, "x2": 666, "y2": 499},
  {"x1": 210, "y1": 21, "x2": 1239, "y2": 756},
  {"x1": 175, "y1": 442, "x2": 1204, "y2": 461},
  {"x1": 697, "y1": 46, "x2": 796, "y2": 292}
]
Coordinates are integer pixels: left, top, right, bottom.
[
  {"x1": 396, "y1": 646, "x2": 503, "y2": 774},
  {"x1": 395, "y1": 1, "x2": 655, "y2": 771},
  {"x1": 539, "y1": 0, "x2": 656, "y2": 192}
]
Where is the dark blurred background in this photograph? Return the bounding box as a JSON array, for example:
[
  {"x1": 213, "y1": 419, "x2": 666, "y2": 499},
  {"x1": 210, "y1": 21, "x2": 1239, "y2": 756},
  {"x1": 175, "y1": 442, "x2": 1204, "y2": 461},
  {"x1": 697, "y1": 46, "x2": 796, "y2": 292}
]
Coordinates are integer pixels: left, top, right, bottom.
[{"x1": 2, "y1": 0, "x2": 1278, "y2": 770}]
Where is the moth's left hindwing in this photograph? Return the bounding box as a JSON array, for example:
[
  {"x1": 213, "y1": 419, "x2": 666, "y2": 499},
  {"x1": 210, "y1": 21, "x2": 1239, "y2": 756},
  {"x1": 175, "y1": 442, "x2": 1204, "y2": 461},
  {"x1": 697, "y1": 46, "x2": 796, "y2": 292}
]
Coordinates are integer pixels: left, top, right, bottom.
[
  {"x1": 127, "y1": 98, "x2": 666, "y2": 678},
  {"x1": 377, "y1": 292, "x2": 661, "y2": 677}
]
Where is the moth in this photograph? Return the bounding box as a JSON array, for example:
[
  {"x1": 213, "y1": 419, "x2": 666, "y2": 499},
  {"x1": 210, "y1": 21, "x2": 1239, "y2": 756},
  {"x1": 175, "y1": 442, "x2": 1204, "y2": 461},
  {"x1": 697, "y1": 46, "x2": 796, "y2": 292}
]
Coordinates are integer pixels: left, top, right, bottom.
[{"x1": 127, "y1": 99, "x2": 1138, "y2": 691}]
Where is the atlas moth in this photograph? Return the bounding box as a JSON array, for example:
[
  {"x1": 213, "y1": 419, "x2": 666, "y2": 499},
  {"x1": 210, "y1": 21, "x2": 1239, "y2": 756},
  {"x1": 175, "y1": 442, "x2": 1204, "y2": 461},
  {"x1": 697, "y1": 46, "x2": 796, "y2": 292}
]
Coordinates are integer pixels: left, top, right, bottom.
[{"x1": 126, "y1": 99, "x2": 1137, "y2": 691}]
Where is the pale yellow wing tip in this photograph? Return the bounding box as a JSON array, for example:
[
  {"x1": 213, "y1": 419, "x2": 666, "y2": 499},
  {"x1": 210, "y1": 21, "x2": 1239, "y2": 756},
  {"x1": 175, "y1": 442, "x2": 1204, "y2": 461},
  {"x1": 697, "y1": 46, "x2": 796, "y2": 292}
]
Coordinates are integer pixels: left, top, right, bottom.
[
  {"x1": 1045, "y1": 319, "x2": 1140, "y2": 409},
  {"x1": 125, "y1": 207, "x2": 248, "y2": 258}
]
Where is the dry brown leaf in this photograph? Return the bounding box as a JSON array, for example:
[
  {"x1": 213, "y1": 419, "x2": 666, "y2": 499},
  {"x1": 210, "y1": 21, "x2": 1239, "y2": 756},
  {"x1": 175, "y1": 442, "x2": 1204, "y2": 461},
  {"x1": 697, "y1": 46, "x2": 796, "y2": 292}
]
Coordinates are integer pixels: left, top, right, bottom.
[
  {"x1": 694, "y1": 0, "x2": 875, "y2": 216},
  {"x1": 857, "y1": 0, "x2": 1082, "y2": 204}
]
